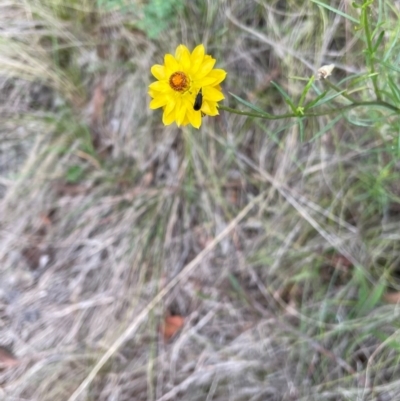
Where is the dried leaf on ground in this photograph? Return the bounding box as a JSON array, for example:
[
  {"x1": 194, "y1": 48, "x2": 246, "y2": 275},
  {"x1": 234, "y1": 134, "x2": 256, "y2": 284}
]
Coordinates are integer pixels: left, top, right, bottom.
[
  {"x1": 0, "y1": 347, "x2": 19, "y2": 368},
  {"x1": 161, "y1": 315, "x2": 185, "y2": 341},
  {"x1": 383, "y1": 292, "x2": 400, "y2": 304}
]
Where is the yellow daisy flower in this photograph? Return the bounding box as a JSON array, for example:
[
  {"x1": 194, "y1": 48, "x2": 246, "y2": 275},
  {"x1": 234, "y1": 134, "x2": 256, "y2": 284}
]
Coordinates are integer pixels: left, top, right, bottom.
[{"x1": 148, "y1": 44, "x2": 227, "y2": 129}]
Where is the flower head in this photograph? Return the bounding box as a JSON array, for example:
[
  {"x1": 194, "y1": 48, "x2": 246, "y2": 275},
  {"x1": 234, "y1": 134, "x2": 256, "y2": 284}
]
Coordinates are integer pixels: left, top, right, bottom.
[{"x1": 148, "y1": 44, "x2": 227, "y2": 129}]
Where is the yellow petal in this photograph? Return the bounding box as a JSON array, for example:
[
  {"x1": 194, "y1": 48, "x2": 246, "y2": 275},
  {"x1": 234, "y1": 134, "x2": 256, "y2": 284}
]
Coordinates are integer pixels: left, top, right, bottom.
[
  {"x1": 182, "y1": 91, "x2": 194, "y2": 108},
  {"x1": 163, "y1": 107, "x2": 176, "y2": 125},
  {"x1": 183, "y1": 97, "x2": 201, "y2": 128},
  {"x1": 196, "y1": 76, "x2": 219, "y2": 87},
  {"x1": 193, "y1": 57, "x2": 216, "y2": 79},
  {"x1": 180, "y1": 116, "x2": 190, "y2": 126},
  {"x1": 148, "y1": 88, "x2": 157, "y2": 98},
  {"x1": 151, "y1": 64, "x2": 166, "y2": 80},
  {"x1": 187, "y1": 107, "x2": 202, "y2": 128},
  {"x1": 190, "y1": 44, "x2": 205, "y2": 74},
  {"x1": 164, "y1": 96, "x2": 176, "y2": 115},
  {"x1": 164, "y1": 54, "x2": 180, "y2": 75},
  {"x1": 149, "y1": 81, "x2": 170, "y2": 92},
  {"x1": 149, "y1": 95, "x2": 168, "y2": 109},
  {"x1": 175, "y1": 44, "x2": 191, "y2": 71},
  {"x1": 202, "y1": 100, "x2": 219, "y2": 116},
  {"x1": 175, "y1": 44, "x2": 189, "y2": 59},
  {"x1": 206, "y1": 69, "x2": 227, "y2": 85},
  {"x1": 203, "y1": 86, "x2": 224, "y2": 102},
  {"x1": 175, "y1": 98, "x2": 186, "y2": 126},
  {"x1": 201, "y1": 100, "x2": 211, "y2": 115}
]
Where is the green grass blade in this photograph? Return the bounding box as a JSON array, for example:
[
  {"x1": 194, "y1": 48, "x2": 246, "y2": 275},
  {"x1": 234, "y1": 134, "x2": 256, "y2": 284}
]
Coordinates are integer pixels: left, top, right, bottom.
[
  {"x1": 387, "y1": 75, "x2": 400, "y2": 103},
  {"x1": 310, "y1": 114, "x2": 342, "y2": 142},
  {"x1": 298, "y1": 75, "x2": 315, "y2": 109},
  {"x1": 229, "y1": 92, "x2": 273, "y2": 117},
  {"x1": 304, "y1": 89, "x2": 329, "y2": 110},
  {"x1": 307, "y1": 90, "x2": 347, "y2": 108},
  {"x1": 271, "y1": 81, "x2": 297, "y2": 113},
  {"x1": 310, "y1": 0, "x2": 359, "y2": 23}
]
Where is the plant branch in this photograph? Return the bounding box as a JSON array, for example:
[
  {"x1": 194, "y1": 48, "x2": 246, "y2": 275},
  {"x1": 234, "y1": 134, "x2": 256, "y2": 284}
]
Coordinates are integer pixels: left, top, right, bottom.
[{"x1": 219, "y1": 100, "x2": 400, "y2": 121}]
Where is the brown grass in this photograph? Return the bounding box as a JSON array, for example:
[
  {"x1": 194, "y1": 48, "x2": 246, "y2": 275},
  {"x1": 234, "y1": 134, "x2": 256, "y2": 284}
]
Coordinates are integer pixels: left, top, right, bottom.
[{"x1": 1, "y1": 1, "x2": 400, "y2": 400}]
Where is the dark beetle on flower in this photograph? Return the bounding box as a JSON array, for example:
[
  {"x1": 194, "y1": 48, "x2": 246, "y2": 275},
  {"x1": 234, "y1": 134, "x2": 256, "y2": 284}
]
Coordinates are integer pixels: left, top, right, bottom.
[{"x1": 193, "y1": 88, "x2": 203, "y2": 111}]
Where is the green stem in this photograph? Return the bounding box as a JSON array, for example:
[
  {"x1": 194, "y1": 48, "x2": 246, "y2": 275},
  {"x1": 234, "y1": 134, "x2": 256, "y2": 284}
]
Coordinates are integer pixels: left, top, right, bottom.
[
  {"x1": 219, "y1": 100, "x2": 399, "y2": 120},
  {"x1": 323, "y1": 79, "x2": 358, "y2": 103},
  {"x1": 363, "y1": 2, "x2": 381, "y2": 100},
  {"x1": 218, "y1": 105, "x2": 293, "y2": 120}
]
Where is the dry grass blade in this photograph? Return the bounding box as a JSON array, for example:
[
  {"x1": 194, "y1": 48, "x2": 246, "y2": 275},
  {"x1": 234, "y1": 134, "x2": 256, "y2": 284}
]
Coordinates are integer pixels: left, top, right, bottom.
[
  {"x1": 67, "y1": 192, "x2": 265, "y2": 401},
  {"x1": 1, "y1": 1, "x2": 400, "y2": 400}
]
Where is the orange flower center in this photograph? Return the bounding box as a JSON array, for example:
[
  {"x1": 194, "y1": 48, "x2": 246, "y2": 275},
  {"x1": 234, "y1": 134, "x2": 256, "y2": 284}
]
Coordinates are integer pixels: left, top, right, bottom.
[{"x1": 169, "y1": 71, "x2": 190, "y2": 92}]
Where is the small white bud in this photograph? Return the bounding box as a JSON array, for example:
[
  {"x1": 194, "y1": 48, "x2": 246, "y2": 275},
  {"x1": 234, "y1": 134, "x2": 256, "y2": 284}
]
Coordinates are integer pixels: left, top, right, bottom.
[{"x1": 317, "y1": 64, "x2": 335, "y2": 80}]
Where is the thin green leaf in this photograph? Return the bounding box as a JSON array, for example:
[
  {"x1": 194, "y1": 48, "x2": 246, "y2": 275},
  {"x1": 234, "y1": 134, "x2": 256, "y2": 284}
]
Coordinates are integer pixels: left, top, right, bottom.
[
  {"x1": 304, "y1": 89, "x2": 328, "y2": 110},
  {"x1": 358, "y1": 280, "x2": 386, "y2": 316},
  {"x1": 387, "y1": 75, "x2": 400, "y2": 103},
  {"x1": 298, "y1": 75, "x2": 315, "y2": 108},
  {"x1": 298, "y1": 118, "x2": 305, "y2": 142},
  {"x1": 311, "y1": 0, "x2": 359, "y2": 23},
  {"x1": 271, "y1": 81, "x2": 297, "y2": 113},
  {"x1": 379, "y1": 60, "x2": 400, "y2": 73},
  {"x1": 362, "y1": 0, "x2": 374, "y2": 9},
  {"x1": 372, "y1": 30, "x2": 385, "y2": 53},
  {"x1": 310, "y1": 114, "x2": 342, "y2": 142},
  {"x1": 398, "y1": 131, "x2": 400, "y2": 158},
  {"x1": 307, "y1": 90, "x2": 347, "y2": 109},
  {"x1": 380, "y1": 90, "x2": 398, "y2": 102},
  {"x1": 383, "y1": 23, "x2": 400, "y2": 62},
  {"x1": 229, "y1": 92, "x2": 273, "y2": 117},
  {"x1": 255, "y1": 119, "x2": 298, "y2": 145},
  {"x1": 373, "y1": 331, "x2": 400, "y2": 352}
]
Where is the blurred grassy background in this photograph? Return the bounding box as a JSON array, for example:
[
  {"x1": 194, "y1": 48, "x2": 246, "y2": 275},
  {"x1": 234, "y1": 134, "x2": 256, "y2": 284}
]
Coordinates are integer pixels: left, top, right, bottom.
[{"x1": 1, "y1": 1, "x2": 400, "y2": 400}]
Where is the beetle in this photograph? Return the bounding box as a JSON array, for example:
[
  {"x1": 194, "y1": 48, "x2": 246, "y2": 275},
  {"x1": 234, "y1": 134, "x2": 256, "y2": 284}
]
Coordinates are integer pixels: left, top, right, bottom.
[{"x1": 193, "y1": 88, "x2": 203, "y2": 111}]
